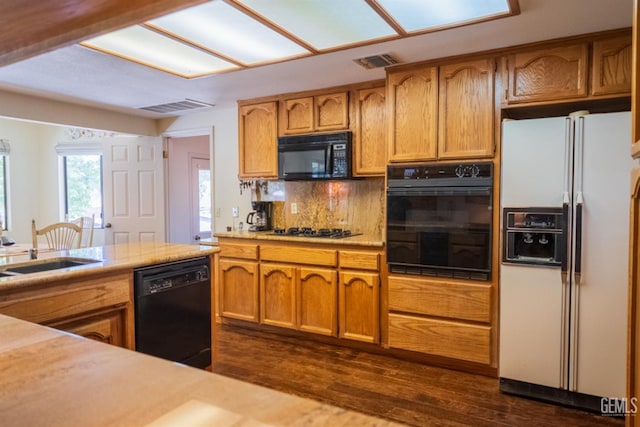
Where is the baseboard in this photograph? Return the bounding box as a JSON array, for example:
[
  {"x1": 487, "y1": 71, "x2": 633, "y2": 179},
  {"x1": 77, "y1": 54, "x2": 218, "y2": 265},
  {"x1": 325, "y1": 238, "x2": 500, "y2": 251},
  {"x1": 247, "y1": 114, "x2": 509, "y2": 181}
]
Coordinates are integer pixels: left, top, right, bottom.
[{"x1": 499, "y1": 377, "x2": 625, "y2": 417}]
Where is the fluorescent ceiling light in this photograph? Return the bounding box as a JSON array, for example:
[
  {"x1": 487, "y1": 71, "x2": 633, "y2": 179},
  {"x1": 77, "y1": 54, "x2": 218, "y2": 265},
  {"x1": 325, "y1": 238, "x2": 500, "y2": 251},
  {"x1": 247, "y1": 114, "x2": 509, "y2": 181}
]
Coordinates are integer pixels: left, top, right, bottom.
[
  {"x1": 148, "y1": 1, "x2": 309, "y2": 65},
  {"x1": 236, "y1": 0, "x2": 397, "y2": 50},
  {"x1": 377, "y1": 0, "x2": 512, "y2": 32},
  {"x1": 79, "y1": 0, "x2": 517, "y2": 78},
  {"x1": 82, "y1": 26, "x2": 240, "y2": 78}
]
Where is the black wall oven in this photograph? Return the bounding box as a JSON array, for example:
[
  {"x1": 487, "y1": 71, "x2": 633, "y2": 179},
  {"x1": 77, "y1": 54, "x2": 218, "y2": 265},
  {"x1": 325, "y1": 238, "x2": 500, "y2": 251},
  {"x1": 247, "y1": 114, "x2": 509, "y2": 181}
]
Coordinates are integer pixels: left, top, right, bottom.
[{"x1": 387, "y1": 162, "x2": 493, "y2": 280}]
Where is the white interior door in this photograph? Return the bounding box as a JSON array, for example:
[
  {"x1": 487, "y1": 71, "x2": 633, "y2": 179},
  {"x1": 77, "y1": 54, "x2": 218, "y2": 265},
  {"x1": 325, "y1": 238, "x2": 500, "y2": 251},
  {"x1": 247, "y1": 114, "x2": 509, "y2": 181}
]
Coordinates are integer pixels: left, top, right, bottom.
[
  {"x1": 102, "y1": 136, "x2": 165, "y2": 244},
  {"x1": 166, "y1": 135, "x2": 210, "y2": 244}
]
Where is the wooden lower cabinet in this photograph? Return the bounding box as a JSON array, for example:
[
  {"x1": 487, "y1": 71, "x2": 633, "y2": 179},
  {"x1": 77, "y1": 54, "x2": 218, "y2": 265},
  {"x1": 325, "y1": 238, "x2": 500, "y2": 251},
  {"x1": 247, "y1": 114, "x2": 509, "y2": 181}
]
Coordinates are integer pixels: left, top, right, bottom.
[
  {"x1": 260, "y1": 263, "x2": 338, "y2": 336},
  {"x1": 49, "y1": 308, "x2": 127, "y2": 347},
  {"x1": 388, "y1": 313, "x2": 491, "y2": 365},
  {"x1": 0, "y1": 272, "x2": 133, "y2": 349},
  {"x1": 339, "y1": 270, "x2": 379, "y2": 343},
  {"x1": 298, "y1": 267, "x2": 337, "y2": 336},
  {"x1": 219, "y1": 258, "x2": 259, "y2": 322},
  {"x1": 387, "y1": 274, "x2": 492, "y2": 365},
  {"x1": 260, "y1": 263, "x2": 297, "y2": 329}
]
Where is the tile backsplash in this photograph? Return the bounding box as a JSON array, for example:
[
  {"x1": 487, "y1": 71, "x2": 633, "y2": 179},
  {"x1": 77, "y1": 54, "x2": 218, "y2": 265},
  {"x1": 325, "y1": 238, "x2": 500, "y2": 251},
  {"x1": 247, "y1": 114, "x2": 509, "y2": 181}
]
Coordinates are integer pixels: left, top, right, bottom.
[{"x1": 254, "y1": 178, "x2": 385, "y2": 239}]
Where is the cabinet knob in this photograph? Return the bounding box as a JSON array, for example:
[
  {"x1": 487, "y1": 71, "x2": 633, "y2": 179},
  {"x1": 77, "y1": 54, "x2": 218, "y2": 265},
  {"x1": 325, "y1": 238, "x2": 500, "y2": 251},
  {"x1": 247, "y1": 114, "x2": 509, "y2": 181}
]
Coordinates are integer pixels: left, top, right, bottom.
[{"x1": 105, "y1": 223, "x2": 112, "y2": 228}]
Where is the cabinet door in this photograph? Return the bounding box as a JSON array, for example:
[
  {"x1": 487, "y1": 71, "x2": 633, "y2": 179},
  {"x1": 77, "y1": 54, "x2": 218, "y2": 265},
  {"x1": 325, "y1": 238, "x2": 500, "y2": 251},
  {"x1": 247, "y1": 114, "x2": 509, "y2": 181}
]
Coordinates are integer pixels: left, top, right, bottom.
[
  {"x1": 387, "y1": 66, "x2": 438, "y2": 162},
  {"x1": 339, "y1": 271, "x2": 379, "y2": 343},
  {"x1": 298, "y1": 267, "x2": 337, "y2": 336},
  {"x1": 260, "y1": 263, "x2": 297, "y2": 329},
  {"x1": 238, "y1": 102, "x2": 278, "y2": 178},
  {"x1": 219, "y1": 259, "x2": 259, "y2": 322},
  {"x1": 438, "y1": 58, "x2": 495, "y2": 159},
  {"x1": 52, "y1": 309, "x2": 126, "y2": 347},
  {"x1": 315, "y1": 92, "x2": 349, "y2": 132},
  {"x1": 507, "y1": 43, "x2": 588, "y2": 103},
  {"x1": 280, "y1": 96, "x2": 314, "y2": 135},
  {"x1": 591, "y1": 35, "x2": 632, "y2": 96},
  {"x1": 354, "y1": 87, "x2": 386, "y2": 176}
]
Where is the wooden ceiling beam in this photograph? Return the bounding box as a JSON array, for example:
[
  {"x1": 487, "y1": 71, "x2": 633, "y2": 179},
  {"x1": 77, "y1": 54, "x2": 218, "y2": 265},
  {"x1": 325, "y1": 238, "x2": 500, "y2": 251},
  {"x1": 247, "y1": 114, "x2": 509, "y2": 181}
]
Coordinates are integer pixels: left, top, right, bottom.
[{"x1": 0, "y1": 0, "x2": 208, "y2": 66}]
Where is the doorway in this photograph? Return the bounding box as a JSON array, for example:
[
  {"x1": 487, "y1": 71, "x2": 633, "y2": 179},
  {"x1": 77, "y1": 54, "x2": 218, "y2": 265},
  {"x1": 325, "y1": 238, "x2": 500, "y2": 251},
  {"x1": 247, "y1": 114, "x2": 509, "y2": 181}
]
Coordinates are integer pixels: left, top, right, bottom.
[{"x1": 166, "y1": 134, "x2": 212, "y2": 244}]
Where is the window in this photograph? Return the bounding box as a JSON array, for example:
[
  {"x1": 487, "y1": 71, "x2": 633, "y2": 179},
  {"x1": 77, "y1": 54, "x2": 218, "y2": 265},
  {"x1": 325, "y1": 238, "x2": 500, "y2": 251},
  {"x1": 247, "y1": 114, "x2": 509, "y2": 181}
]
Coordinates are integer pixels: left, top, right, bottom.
[
  {"x1": 0, "y1": 155, "x2": 8, "y2": 230},
  {"x1": 62, "y1": 154, "x2": 104, "y2": 227},
  {"x1": 0, "y1": 140, "x2": 10, "y2": 230}
]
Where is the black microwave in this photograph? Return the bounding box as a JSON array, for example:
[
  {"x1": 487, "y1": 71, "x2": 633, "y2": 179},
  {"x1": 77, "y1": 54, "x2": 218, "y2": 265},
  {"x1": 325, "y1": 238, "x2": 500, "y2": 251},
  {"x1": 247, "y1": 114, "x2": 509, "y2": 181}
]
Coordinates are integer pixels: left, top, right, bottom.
[{"x1": 278, "y1": 131, "x2": 352, "y2": 180}]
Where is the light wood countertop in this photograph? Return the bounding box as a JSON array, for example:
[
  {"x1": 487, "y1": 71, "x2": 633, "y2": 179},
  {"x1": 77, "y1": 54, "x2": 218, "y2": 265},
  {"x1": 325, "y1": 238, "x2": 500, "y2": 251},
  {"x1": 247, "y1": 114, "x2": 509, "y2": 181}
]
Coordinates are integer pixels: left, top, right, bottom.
[
  {"x1": 214, "y1": 230, "x2": 385, "y2": 248},
  {"x1": 0, "y1": 314, "x2": 401, "y2": 427},
  {"x1": 0, "y1": 242, "x2": 220, "y2": 291}
]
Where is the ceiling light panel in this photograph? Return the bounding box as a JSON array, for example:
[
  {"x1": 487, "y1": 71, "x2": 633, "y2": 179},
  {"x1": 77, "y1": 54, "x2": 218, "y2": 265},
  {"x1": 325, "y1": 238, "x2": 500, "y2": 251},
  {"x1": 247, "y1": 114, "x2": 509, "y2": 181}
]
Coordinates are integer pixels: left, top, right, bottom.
[
  {"x1": 236, "y1": 0, "x2": 397, "y2": 50},
  {"x1": 376, "y1": 0, "x2": 512, "y2": 32},
  {"x1": 82, "y1": 25, "x2": 239, "y2": 78},
  {"x1": 148, "y1": 1, "x2": 309, "y2": 65}
]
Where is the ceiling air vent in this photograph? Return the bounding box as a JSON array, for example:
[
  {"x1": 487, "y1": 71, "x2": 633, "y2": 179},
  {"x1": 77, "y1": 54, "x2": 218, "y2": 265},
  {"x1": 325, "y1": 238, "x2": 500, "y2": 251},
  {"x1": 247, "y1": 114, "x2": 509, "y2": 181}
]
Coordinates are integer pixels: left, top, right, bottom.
[
  {"x1": 353, "y1": 53, "x2": 399, "y2": 69},
  {"x1": 138, "y1": 99, "x2": 214, "y2": 114}
]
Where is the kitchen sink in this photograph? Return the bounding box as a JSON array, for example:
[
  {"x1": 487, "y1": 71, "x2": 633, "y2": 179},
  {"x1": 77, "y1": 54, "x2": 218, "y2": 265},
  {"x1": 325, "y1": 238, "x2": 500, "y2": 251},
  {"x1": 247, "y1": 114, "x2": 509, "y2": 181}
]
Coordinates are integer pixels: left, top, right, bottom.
[{"x1": 1, "y1": 257, "x2": 101, "y2": 275}]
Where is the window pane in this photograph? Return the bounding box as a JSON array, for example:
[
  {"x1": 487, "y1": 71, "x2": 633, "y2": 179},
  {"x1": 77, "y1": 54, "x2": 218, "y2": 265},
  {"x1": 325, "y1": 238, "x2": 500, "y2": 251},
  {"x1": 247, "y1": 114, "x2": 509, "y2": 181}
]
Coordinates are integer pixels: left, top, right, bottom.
[
  {"x1": 198, "y1": 168, "x2": 211, "y2": 233},
  {"x1": 65, "y1": 155, "x2": 103, "y2": 227},
  {"x1": 0, "y1": 156, "x2": 7, "y2": 229}
]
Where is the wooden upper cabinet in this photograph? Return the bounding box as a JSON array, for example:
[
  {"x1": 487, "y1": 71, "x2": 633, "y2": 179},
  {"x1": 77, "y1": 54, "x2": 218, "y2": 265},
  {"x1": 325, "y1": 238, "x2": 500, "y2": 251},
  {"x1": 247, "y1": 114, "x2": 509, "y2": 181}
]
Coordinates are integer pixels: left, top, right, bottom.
[
  {"x1": 591, "y1": 35, "x2": 632, "y2": 96},
  {"x1": 506, "y1": 43, "x2": 589, "y2": 104},
  {"x1": 238, "y1": 101, "x2": 278, "y2": 179},
  {"x1": 388, "y1": 66, "x2": 438, "y2": 162},
  {"x1": 315, "y1": 92, "x2": 349, "y2": 131},
  {"x1": 354, "y1": 86, "x2": 386, "y2": 176},
  {"x1": 438, "y1": 58, "x2": 495, "y2": 159},
  {"x1": 280, "y1": 96, "x2": 314, "y2": 134},
  {"x1": 279, "y1": 92, "x2": 348, "y2": 135}
]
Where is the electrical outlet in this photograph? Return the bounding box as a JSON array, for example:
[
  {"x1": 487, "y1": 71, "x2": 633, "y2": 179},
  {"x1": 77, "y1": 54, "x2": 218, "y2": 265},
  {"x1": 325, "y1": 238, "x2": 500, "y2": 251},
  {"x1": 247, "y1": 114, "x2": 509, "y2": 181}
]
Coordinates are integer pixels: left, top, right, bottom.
[
  {"x1": 291, "y1": 202, "x2": 298, "y2": 214},
  {"x1": 232, "y1": 207, "x2": 239, "y2": 217},
  {"x1": 215, "y1": 208, "x2": 221, "y2": 218}
]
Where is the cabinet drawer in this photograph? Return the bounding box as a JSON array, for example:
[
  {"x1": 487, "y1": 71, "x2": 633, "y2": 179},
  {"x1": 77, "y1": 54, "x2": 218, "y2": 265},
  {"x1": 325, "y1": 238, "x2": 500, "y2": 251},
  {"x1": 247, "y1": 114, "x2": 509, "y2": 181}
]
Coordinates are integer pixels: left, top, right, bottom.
[
  {"x1": 261, "y1": 245, "x2": 337, "y2": 267},
  {"x1": 220, "y1": 243, "x2": 259, "y2": 260},
  {"x1": 0, "y1": 273, "x2": 131, "y2": 325},
  {"x1": 388, "y1": 276, "x2": 491, "y2": 323},
  {"x1": 339, "y1": 251, "x2": 380, "y2": 271},
  {"x1": 388, "y1": 313, "x2": 491, "y2": 364}
]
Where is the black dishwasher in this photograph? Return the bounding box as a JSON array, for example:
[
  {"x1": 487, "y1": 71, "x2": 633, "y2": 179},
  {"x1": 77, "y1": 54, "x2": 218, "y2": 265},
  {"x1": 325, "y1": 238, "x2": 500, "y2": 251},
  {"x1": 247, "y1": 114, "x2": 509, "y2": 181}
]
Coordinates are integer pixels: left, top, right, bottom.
[{"x1": 134, "y1": 257, "x2": 211, "y2": 369}]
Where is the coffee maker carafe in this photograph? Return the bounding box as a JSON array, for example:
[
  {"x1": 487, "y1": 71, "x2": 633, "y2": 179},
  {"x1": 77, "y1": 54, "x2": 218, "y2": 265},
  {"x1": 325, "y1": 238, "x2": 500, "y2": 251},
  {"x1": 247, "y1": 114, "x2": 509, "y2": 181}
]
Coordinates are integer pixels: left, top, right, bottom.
[{"x1": 246, "y1": 201, "x2": 273, "y2": 231}]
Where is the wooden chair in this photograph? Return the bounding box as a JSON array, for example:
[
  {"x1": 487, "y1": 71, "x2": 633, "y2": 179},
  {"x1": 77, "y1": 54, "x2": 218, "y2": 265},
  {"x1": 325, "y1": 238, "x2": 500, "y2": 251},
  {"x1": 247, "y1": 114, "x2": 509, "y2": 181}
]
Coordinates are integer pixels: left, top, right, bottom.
[
  {"x1": 68, "y1": 214, "x2": 95, "y2": 247},
  {"x1": 32, "y1": 220, "x2": 83, "y2": 250}
]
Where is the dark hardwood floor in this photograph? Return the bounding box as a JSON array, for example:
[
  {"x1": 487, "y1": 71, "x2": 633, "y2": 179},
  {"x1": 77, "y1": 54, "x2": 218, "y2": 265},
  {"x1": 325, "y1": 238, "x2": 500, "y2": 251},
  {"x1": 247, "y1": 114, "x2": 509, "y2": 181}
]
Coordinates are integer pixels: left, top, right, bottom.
[{"x1": 212, "y1": 324, "x2": 625, "y2": 427}]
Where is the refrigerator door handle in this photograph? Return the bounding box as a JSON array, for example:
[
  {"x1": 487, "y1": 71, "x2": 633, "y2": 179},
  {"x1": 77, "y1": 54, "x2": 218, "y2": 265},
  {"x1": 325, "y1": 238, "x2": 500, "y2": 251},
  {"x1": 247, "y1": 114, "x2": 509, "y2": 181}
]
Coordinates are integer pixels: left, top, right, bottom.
[
  {"x1": 574, "y1": 115, "x2": 585, "y2": 282},
  {"x1": 574, "y1": 202, "x2": 583, "y2": 278},
  {"x1": 561, "y1": 203, "x2": 569, "y2": 281},
  {"x1": 562, "y1": 117, "x2": 573, "y2": 206}
]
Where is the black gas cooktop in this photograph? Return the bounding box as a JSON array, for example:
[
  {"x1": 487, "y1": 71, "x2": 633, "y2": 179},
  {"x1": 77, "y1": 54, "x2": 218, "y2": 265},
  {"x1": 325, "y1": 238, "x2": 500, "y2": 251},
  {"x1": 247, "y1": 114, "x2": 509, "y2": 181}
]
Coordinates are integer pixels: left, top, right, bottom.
[{"x1": 271, "y1": 227, "x2": 361, "y2": 239}]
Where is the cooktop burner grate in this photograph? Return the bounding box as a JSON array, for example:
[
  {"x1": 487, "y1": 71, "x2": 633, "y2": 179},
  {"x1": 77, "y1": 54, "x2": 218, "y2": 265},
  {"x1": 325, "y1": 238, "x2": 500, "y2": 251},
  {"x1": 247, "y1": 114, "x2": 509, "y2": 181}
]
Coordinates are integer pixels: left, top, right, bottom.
[{"x1": 271, "y1": 227, "x2": 361, "y2": 239}]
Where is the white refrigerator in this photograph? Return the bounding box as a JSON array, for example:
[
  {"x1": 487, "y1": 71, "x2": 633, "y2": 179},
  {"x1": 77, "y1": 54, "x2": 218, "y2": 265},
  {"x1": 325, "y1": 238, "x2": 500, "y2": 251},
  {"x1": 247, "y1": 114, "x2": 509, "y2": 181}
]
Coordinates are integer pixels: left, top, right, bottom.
[{"x1": 499, "y1": 112, "x2": 634, "y2": 408}]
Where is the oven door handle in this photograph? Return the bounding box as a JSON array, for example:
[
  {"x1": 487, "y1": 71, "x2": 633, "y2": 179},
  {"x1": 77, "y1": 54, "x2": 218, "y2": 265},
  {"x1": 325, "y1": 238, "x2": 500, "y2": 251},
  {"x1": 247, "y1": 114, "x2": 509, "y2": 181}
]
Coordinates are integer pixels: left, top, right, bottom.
[{"x1": 387, "y1": 187, "x2": 492, "y2": 197}]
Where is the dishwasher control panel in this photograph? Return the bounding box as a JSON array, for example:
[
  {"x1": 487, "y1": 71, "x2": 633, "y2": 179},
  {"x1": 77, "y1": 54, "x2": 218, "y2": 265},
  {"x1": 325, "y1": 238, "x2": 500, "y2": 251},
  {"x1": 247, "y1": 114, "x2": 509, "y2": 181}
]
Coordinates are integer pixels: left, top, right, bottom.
[{"x1": 135, "y1": 258, "x2": 211, "y2": 297}]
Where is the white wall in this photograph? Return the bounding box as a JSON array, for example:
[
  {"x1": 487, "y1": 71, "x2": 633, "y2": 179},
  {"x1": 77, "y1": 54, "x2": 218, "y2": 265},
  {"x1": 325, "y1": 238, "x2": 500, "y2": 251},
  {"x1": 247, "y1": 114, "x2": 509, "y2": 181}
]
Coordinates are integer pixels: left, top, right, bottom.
[{"x1": 0, "y1": 118, "x2": 46, "y2": 243}]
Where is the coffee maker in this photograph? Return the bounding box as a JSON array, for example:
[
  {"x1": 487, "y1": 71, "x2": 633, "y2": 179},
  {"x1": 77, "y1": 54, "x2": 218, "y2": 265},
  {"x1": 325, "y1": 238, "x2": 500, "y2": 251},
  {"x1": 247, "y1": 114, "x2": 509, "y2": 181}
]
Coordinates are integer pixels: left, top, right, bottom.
[{"x1": 246, "y1": 201, "x2": 273, "y2": 231}]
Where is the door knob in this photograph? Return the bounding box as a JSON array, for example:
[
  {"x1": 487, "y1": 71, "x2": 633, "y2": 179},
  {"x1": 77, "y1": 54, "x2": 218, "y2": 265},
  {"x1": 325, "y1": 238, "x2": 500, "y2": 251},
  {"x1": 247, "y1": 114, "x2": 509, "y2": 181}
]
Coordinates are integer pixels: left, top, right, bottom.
[{"x1": 105, "y1": 223, "x2": 112, "y2": 228}]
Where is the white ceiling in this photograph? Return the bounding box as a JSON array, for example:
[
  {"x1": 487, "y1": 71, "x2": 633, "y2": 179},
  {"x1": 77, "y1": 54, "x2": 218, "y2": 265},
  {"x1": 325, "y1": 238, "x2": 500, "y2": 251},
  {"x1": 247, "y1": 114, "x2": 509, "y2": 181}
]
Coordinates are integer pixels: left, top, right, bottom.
[{"x1": 0, "y1": 0, "x2": 632, "y2": 119}]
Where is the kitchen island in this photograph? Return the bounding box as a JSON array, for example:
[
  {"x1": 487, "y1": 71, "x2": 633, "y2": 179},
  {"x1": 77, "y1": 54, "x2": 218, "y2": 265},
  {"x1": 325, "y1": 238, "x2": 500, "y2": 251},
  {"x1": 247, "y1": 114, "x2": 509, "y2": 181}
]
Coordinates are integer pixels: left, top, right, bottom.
[
  {"x1": 0, "y1": 242, "x2": 220, "y2": 350},
  {"x1": 0, "y1": 313, "x2": 401, "y2": 426}
]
